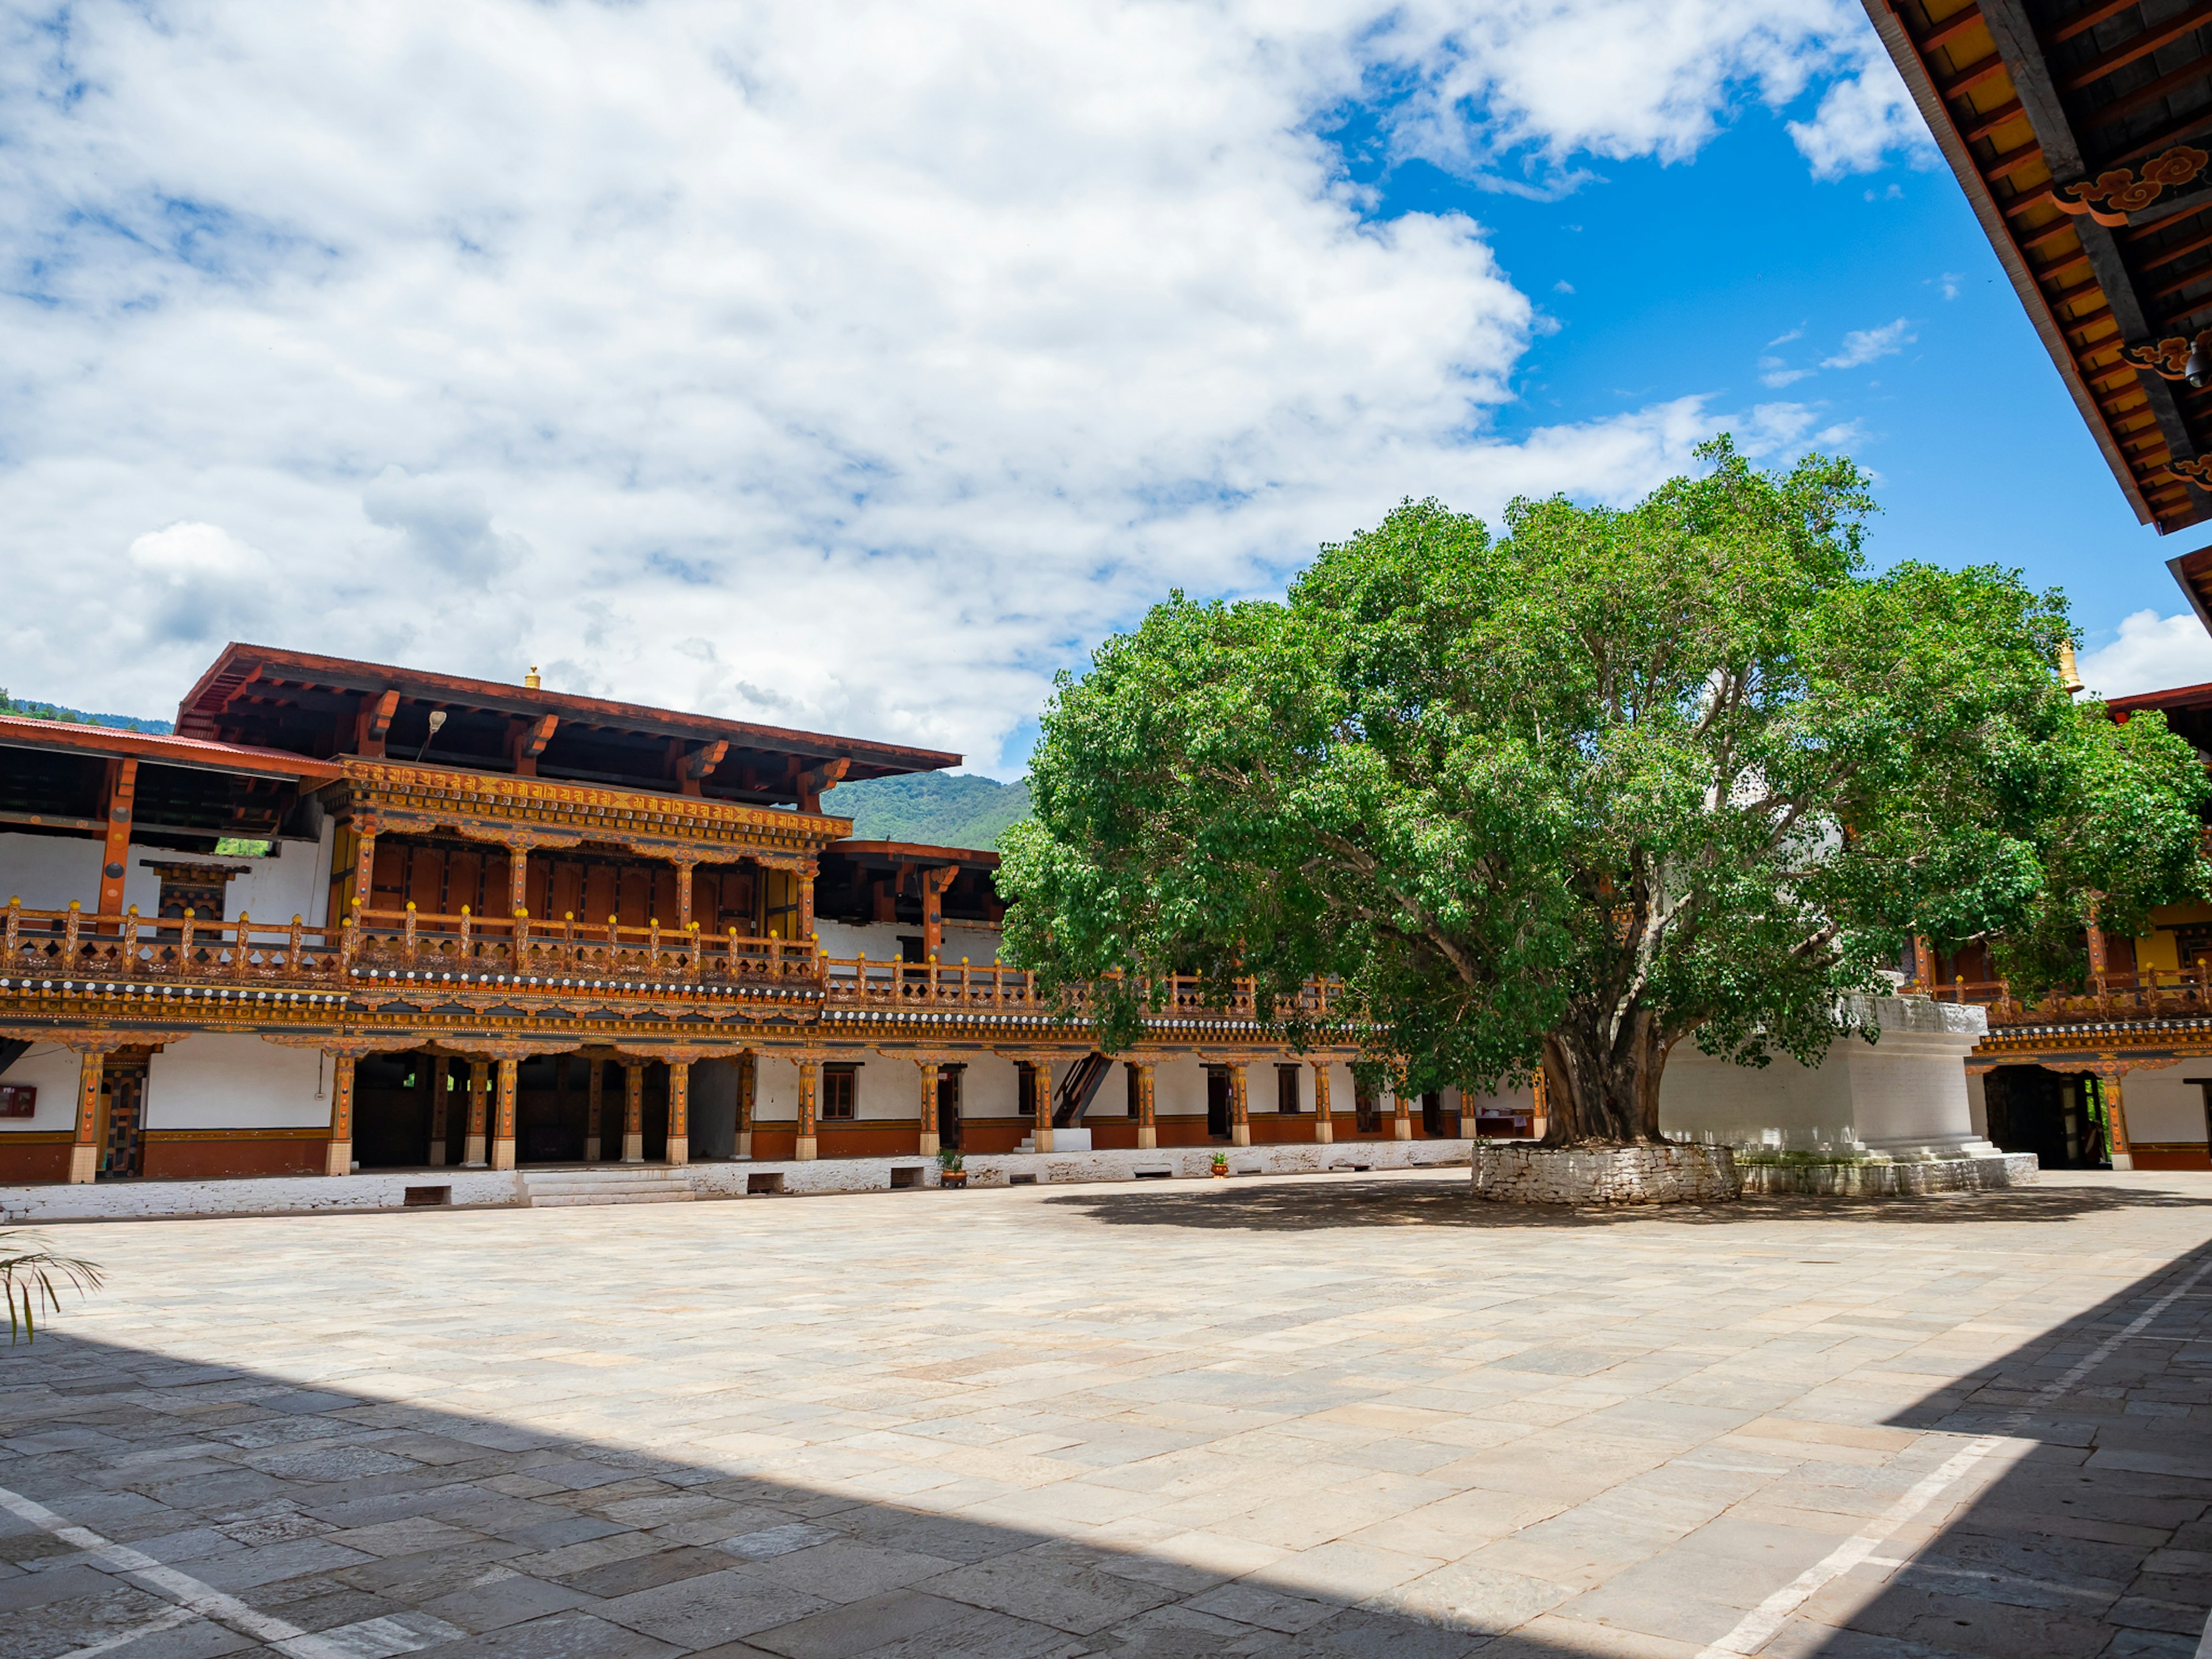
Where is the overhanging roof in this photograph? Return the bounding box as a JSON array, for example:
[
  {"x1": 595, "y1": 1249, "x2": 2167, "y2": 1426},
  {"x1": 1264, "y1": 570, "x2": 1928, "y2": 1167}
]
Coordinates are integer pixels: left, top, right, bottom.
[
  {"x1": 174, "y1": 643, "x2": 961, "y2": 781},
  {"x1": 0, "y1": 715, "x2": 343, "y2": 782},
  {"x1": 828, "y1": 840, "x2": 1002, "y2": 870},
  {"x1": 1866, "y1": 0, "x2": 2212, "y2": 535}
]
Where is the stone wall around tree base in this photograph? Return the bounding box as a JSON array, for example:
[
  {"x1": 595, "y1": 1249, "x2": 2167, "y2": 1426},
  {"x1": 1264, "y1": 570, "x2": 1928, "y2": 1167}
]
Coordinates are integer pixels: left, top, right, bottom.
[
  {"x1": 1471, "y1": 1143, "x2": 1742, "y2": 1205},
  {"x1": 1736, "y1": 1150, "x2": 2038, "y2": 1196}
]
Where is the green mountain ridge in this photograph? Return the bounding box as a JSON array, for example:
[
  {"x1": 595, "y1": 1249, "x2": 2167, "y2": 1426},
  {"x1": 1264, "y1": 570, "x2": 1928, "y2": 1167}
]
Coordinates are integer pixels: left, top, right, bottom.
[
  {"x1": 1, "y1": 693, "x2": 173, "y2": 734},
  {"x1": 830, "y1": 772, "x2": 1031, "y2": 849}
]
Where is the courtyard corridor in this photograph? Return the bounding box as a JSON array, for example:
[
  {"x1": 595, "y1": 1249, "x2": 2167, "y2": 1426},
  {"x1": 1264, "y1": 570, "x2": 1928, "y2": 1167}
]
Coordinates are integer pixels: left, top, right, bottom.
[{"x1": 1, "y1": 1168, "x2": 2207, "y2": 1657}]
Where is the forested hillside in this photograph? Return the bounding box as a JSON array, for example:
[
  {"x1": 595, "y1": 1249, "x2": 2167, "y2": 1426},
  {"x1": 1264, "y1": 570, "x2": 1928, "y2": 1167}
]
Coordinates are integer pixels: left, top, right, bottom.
[{"x1": 830, "y1": 772, "x2": 1031, "y2": 849}]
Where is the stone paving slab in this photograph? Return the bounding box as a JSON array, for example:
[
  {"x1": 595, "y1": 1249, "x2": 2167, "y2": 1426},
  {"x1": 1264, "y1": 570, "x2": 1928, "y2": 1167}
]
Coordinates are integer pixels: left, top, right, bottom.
[{"x1": 0, "y1": 1167, "x2": 2207, "y2": 1657}]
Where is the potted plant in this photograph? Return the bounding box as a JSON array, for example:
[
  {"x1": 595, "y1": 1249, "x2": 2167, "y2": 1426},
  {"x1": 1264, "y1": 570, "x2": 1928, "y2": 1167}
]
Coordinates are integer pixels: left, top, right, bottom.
[
  {"x1": 937, "y1": 1147, "x2": 967, "y2": 1188},
  {"x1": 1211, "y1": 1152, "x2": 1230, "y2": 1179}
]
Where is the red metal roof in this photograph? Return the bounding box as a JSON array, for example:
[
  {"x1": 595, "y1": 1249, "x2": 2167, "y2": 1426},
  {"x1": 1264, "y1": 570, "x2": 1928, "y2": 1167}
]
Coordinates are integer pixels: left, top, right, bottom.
[
  {"x1": 830, "y1": 839, "x2": 1001, "y2": 866},
  {"x1": 0, "y1": 714, "x2": 345, "y2": 780}
]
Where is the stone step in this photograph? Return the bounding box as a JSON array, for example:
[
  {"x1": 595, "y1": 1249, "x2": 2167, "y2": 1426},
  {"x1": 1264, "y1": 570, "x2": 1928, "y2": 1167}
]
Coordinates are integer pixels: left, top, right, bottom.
[{"x1": 522, "y1": 1168, "x2": 699, "y2": 1207}]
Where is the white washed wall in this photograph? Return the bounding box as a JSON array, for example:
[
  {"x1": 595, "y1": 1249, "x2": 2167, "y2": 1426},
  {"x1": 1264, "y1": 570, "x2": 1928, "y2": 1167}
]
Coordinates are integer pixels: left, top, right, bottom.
[
  {"x1": 815, "y1": 918, "x2": 1004, "y2": 967},
  {"x1": 0, "y1": 1043, "x2": 84, "y2": 1132},
  {"x1": 2115, "y1": 1066, "x2": 2210, "y2": 1146},
  {"x1": 755, "y1": 1053, "x2": 799, "y2": 1123},
  {"x1": 1657, "y1": 998, "x2": 1987, "y2": 1154},
  {"x1": 146, "y1": 1036, "x2": 327, "y2": 1130},
  {"x1": 0, "y1": 832, "x2": 103, "y2": 911}
]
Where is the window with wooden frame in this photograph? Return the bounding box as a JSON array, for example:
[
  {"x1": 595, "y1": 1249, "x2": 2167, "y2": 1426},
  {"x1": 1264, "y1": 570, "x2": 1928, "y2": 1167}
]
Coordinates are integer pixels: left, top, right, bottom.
[
  {"x1": 1354, "y1": 1083, "x2": 1381, "y2": 1134},
  {"x1": 821, "y1": 1065, "x2": 858, "y2": 1120},
  {"x1": 1277, "y1": 1065, "x2": 1301, "y2": 1114}
]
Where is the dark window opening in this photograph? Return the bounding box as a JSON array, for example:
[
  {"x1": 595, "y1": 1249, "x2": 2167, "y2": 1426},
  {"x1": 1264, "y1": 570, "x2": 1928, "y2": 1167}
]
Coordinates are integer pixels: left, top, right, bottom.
[{"x1": 1277, "y1": 1065, "x2": 1301, "y2": 1114}]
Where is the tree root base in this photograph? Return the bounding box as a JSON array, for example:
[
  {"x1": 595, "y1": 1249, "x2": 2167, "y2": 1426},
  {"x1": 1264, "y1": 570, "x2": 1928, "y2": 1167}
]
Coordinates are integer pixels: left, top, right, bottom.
[{"x1": 1471, "y1": 1143, "x2": 1739, "y2": 1205}]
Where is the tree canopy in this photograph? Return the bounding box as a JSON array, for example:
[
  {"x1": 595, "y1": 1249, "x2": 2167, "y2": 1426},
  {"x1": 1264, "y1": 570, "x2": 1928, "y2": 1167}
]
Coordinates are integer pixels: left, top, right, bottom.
[{"x1": 997, "y1": 438, "x2": 2210, "y2": 1144}]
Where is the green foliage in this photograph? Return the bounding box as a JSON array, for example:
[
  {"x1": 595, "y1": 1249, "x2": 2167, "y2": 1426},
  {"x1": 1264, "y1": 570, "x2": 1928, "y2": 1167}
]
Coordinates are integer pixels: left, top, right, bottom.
[
  {"x1": 999, "y1": 437, "x2": 2209, "y2": 1143},
  {"x1": 0, "y1": 1229, "x2": 104, "y2": 1343},
  {"x1": 213, "y1": 838, "x2": 274, "y2": 857},
  {"x1": 831, "y1": 772, "x2": 1031, "y2": 849}
]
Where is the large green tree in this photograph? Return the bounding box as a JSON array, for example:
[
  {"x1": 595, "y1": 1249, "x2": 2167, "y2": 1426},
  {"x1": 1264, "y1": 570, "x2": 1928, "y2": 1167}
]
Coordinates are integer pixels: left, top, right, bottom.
[{"x1": 998, "y1": 440, "x2": 2209, "y2": 1146}]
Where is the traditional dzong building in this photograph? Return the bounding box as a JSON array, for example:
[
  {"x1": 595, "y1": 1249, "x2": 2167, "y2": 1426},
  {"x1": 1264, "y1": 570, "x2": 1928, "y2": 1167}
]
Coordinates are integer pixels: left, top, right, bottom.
[
  {"x1": 0, "y1": 645, "x2": 1484, "y2": 1204},
  {"x1": 1872, "y1": 0, "x2": 2212, "y2": 1173}
]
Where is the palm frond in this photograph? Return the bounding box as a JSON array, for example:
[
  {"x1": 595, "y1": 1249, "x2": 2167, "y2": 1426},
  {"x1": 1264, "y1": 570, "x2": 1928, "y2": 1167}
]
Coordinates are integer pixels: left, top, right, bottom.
[{"x1": 0, "y1": 1228, "x2": 105, "y2": 1344}]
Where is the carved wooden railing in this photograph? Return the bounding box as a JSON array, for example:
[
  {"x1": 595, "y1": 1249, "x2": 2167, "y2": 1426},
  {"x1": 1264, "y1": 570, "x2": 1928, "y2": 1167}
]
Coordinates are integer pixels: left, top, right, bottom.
[
  {"x1": 1916, "y1": 968, "x2": 2212, "y2": 1029},
  {"x1": 2, "y1": 898, "x2": 1334, "y2": 1027},
  {"x1": 3, "y1": 899, "x2": 347, "y2": 986},
  {"x1": 347, "y1": 906, "x2": 818, "y2": 986},
  {"x1": 0, "y1": 900, "x2": 816, "y2": 995},
  {"x1": 819, "y1": 958, "x2": 1338, "y2": 1022}
]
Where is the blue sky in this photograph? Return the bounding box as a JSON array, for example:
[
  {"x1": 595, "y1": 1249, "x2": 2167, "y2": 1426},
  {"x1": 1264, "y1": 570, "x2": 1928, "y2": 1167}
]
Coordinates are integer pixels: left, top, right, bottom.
[
  {"x1": 1372, "y1": 104, "x2": 2184, "y2": 627},
  {"x1": 2, "y1": 2, "x2": 2202, "y2": 774}
]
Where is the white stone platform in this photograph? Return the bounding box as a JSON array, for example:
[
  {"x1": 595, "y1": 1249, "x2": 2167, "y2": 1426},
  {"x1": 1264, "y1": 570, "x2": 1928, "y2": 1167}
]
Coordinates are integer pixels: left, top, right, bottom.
[{"x1": 0, "y1": 1139, "x2": 1474, "y2": 1222}]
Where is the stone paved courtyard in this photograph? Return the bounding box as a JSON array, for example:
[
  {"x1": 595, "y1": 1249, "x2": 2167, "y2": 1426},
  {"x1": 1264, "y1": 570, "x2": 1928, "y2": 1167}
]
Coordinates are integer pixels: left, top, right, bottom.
[{"x1": 2, "y1": 1167, "x2": 2209, "y2": 1659}]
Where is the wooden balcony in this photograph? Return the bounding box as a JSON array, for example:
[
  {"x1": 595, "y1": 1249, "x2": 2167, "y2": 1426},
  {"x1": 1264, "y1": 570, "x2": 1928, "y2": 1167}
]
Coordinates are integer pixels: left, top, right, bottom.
[
  {"x1": 1920, "y1": 970, "x2": 2212, "y2": 1031},
  {"x1": 2, "y1": 900, "x2": 818, "y2": 1001},
  {"x1": 1, "y1": 899, "x2": 1336, "y2": 1031}
]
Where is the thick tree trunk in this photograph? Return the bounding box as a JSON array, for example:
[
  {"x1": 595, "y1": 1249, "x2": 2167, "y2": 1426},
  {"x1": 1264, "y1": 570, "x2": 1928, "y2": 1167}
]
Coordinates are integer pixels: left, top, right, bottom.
[{"x1": 1540, "y1": 1006, "x2": 1670, "y2": 1146}]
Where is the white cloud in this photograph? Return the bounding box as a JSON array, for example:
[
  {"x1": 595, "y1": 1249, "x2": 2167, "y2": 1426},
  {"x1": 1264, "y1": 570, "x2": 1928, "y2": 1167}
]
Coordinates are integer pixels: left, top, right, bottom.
[
  {"x1": 1823, "y1": 319, "x2": 1915, "y2": 369},
  {"x1": 0, "y1": 1, "x2": 1922, "y2": 774},
  {"x1": 1787, "y1": 36, "x2": 1937, "y2": 180},
  {"x1": 1758, "y1": 358, "x2": 1815, "y2": 388},
  {"x1": 1368, "y1": 1, "x2": 1927, "y2": 185},
  {"x1": 2078, "y1": 611, "x2": 2212, "y2": 700}
]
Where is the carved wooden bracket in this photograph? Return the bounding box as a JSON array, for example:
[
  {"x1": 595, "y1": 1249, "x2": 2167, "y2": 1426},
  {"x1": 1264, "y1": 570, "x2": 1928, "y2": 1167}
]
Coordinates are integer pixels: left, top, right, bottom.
[{"x1": 2054, "y1": 145, "x2": 2209, "y2": 226}]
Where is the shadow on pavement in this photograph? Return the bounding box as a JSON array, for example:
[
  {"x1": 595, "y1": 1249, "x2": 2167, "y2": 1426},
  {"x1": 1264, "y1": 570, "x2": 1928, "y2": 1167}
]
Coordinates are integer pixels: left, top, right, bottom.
[
  {"x1": 1785, "y1": 1244, "x2": 2212, "y2": 1657},
  {"x1": 1, "y1": 1328, "x2": 1604, "y2": 1659},
  {"x1": 1043, "y1": 1172, "x2": 2212, "y2": 1232}
]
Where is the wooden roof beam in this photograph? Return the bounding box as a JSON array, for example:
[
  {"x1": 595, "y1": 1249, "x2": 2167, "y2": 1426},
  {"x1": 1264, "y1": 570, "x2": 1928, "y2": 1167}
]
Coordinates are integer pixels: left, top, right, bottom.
[
  {"x1": 2062, "y1": 1, "x2": 2212, "y2": 92},
  {"x1": 2081, "y1": 54, "x2": 2212, "y2": 131}
]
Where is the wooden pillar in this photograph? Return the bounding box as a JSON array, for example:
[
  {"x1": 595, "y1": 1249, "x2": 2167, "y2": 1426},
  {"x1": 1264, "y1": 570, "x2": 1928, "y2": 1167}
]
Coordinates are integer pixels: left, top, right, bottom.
[
  {"x1": 666, "y1": 1060, "x2": 690, "y2": 1166},
  {"x1": 321, "y1": 1054, "x2": 357, "y2": 1176},
  {"x1": 1309, "y1": 1059, "x2": 1333, "y2": 1144},
  {"x1": 464, "y1": 1059, "x2": 490, "y2": 1166},
  {"x1": 2086, "y1": 903, "x2": 2109, "y2": 987},
  {"x1": 798, "y1": 863, "x2": 817, "y2": 946},
  {"x1": 69, "y1": 1050, "x2": 104, "y2": 1184},
  {"x1": 736, "y1": 1051, "x2": 756, "y2": 1158},
  {"x1": 1910, "y1": 935, "x2": 1935, "y2": 994},
  {"x1": 1228, "y1": 1061, "x2": 1251, "y2": 1148},
  {"x1": 1130, "y1": 1059, "x2": 1156, "y2": 1151},
  {"x1": 675, "y1": 862, "x2": 695, "y2": 933},
  {"x1": 491, "y1": 1057, "x2": 518, "y2": 1170},
  {"x1": 1530, "y1": 1065, "x2": 1548, "y2": 1141},
  {"x1": 509, "y1": 844, "x2": 529, "y2": 921},
  {"x1": 622, "y1": 1062, "x2": 645, "y2": 1162},
  {"x1": 428, "y1": 1058, "x2": 449, "y2": 1167},
  {"x1": 1024, "y1": 1060, "x2": 1053, "y2": 1154},
  {"x1": 585, "y1": 1059, "x2": 604, "y2": 1161},
  {"x1": 1392, "y1": 1082, "x2": 1412, "y2": 1141},
  {"x1": 353, "y1": 824, "x2": 378, "y2": 918},
  {"x1": 2104, "y1": 1071, "x2": 2135, "y2": 1172},
  {"x1": 921, "y1": 866, "x2": 956, "y2": 963},
  {"x1": 796, "y1": 1056, "x2": 819, "y2": 1161},
  {"x1": 97, "y1": 757, "x2": 139, "y2": 916},
  {"x1": 917, "y1": 1059, "x2": 940, "y2": 1157}
]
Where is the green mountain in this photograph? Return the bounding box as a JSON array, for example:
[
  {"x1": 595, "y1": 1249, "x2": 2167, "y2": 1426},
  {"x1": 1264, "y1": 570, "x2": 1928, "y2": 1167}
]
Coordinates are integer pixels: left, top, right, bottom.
[
  {"x1": 0, "y1": 692, "x2": 173, "y2": 734},
  {"x1": 830, "y1": 772, "x2": 1031, "y2": 849}
]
